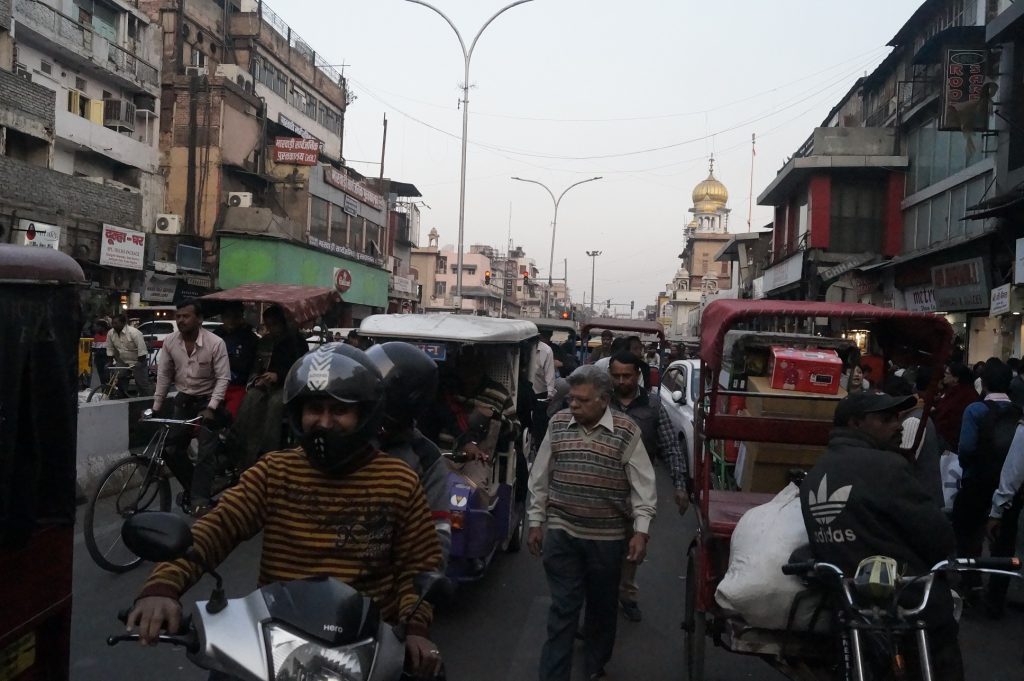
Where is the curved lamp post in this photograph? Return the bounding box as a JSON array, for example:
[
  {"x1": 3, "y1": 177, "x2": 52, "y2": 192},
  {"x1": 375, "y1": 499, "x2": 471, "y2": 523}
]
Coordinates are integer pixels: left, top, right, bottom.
[
  {"x1": 405, "y1": 0, "x2": 535, "y2": 311},
  {"x1": 511, "y1": 176, "x2": 602, "y2": 317}
]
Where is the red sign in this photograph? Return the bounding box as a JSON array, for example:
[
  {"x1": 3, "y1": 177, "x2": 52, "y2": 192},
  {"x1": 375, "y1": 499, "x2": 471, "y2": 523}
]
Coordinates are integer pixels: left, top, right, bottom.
[
  {"x1": 273, "y1": 137, "x2": 320, "y2": 165},
  {"x1": 334, "y1": 268, "x2": 352, "y2": 294}
]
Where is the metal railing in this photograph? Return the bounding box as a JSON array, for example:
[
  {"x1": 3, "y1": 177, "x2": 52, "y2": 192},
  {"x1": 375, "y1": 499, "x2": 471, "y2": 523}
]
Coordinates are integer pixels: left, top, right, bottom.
[
  {"x1": 16, "y1": 0, "x2": 156, "y2": 89},
  {"x1": 259, "y1": 0, "x2": 343, "y2": 85}
]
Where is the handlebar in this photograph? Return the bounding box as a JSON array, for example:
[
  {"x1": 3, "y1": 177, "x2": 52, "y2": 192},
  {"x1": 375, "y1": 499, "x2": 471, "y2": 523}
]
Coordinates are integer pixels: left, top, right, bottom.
[
  {"x1": 140, "y1": 410, "x2": 204, "y2": 427},
  {"x1": 111, "y1": 605, "x2": 196, "y2": 651}
]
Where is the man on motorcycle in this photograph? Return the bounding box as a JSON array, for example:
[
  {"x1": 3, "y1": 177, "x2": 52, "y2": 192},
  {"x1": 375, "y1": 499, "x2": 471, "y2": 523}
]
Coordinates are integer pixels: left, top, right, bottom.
[
  {"x1": 128, "y1": 345, "x2": 445, "y2": 677},
  {"x1": 799, "y1": 390, "x2": 962, "y2": 681},
  {"x1": 366, "y1": 342, "x2": 453, "y2": 568}
]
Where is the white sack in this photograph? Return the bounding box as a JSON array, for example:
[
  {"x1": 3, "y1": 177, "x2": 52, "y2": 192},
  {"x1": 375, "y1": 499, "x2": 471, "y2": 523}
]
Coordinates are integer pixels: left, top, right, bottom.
[
  {"x1": 714, "y1": 483, "x2": 823, "y2": 631},
  {"x1": 939, "y1": 450, "x2": 962, "y2": 513}
]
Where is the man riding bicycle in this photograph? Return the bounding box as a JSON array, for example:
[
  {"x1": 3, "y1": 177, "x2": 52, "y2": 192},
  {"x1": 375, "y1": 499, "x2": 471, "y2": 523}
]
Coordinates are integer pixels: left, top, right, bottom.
[
  {"x1": 152, "y1": 299, "x2": 231, "y2": 517},
  {"x1": 799, "y1": 390, "x2": 962, "y2": 681},
  {"x1": 128, "y1": 344, "x2": 445, "y2": 678}
]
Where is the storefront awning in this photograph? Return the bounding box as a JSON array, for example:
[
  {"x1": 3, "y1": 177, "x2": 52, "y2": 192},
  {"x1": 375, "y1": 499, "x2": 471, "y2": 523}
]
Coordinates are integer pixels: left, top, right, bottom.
[
  {"x1": 912, "y1": 26, "x2": 986, "y2": 65},
  {"x1": 963, "y1": 184, "x2": 1024, "y2": 220}
]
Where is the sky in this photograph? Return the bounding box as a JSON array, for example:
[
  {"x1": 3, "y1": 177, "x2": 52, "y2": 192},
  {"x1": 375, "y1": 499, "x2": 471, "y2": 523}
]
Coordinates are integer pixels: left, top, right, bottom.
[{"x1": 273, "y1": 0, "x2": 922, "y2": 311}]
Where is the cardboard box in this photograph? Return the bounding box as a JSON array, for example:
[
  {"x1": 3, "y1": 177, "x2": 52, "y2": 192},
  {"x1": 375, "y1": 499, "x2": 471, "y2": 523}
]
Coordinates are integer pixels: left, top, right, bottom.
[
  {"x1": 740, "y1": 440, "x2": 826, "y2": 494},
  {"x1": 745, "y1": 375, "x2": 845, "y2": 421},
  {"x1": 768, "y1": 346, "x2": 843, "y2": 395}
]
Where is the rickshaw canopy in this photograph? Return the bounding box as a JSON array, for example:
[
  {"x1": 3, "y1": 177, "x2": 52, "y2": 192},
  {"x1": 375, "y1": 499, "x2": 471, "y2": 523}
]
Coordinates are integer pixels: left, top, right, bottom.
[
  {"x1": 523, "y1": 317, "x2": 578, "y2": 335},
  {"x1": 698, "y1": 299, "x2": 954, "y2": 368},
  {"x1": 581, "y1": 317, "x2": 665, "y2": 340},
  {"x1": 0, "y1": 244, "x2": 84, "y2": 283},
  {"x1": 201, "y1": 284, "x2": 340, "y2": 326},
  {"x1": 360, "y1": 313, "x2": 539, "y2": 344}
]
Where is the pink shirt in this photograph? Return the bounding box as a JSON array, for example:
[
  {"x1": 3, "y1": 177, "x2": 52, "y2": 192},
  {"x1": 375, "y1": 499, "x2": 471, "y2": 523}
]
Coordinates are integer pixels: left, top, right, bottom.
[{"x1": 156, "y1": 328, "x2": 230, "y2": 409}]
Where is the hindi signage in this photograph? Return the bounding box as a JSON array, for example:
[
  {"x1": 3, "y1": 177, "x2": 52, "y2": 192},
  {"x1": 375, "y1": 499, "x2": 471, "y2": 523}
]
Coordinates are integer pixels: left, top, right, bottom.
[
  {"x1": 763, "y1": 253, "x2": 803, "y2": 292},
  {"x1": 308, "y1": 235, "x2": 384, "y2": 268},
  {"x1": 390, "y1": 274, "x2": 414, "y2": 295},
  {"x1": 343, "y1": 194, "x2": 359, "y2": 217},
  {"x1": 990, "y1": 283, "x2": 1012, "y2": 316},
  {"x1": 14, "y1": 218, "x2": 60, "y2": 249},
  {"x1": 323, "y1": 167, "x2": 385, "y2": 211},
  {"x1": 939, "y1": 48, "x2": 993, "y2": 132},
  {"x1": 272, "y1": 137, "x2": 319, "y2": 165},
  {"x1": 142, "y1": 271, "x2": 177, "y2": 303},
  {"x1": 931, "y1": 257, "x2": 990, "y2": 311},
  {"x1": 100, "y1": 224, "x2": 146, "y2": 270}
]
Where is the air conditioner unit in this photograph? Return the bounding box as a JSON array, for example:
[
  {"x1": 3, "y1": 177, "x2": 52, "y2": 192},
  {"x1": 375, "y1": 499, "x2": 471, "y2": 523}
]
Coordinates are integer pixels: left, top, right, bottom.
[
  {"x1": 228, "y1": 192, "x2": 253, "y2": 208},
  {"x1": 155, "y1": 214, "x2": 183, "y2": 235},
  {"x1": 185, "y1": 66, "x2": 208, "y2": 78},
  {"x1": 103, "y1": 99, "x2": 136, "y2": 131}
]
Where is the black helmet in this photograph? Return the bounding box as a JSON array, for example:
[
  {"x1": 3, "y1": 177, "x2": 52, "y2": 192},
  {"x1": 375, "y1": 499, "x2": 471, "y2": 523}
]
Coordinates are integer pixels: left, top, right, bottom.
[
  {"x1": 283, "y1": 343, "x2": 384, "y2": 475},
  {"x1": 365, "y1": 342, "x2": 438, "y2": 424}
]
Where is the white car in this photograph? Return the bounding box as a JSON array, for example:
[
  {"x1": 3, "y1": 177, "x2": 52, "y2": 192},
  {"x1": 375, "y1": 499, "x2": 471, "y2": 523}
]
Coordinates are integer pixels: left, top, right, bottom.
[
  {"x1": 137, "y1": 320, "x2": 222, "y2": 347},
  {"x1": 657, "y1": 358, "x2": 701, "y2": 481}
]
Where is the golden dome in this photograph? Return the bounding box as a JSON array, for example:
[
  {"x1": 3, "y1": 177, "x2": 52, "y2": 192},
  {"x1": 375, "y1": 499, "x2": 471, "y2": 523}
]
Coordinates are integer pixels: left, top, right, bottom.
[{"x1": 691, "y1": 157, "x2": 728, "y2": 212}]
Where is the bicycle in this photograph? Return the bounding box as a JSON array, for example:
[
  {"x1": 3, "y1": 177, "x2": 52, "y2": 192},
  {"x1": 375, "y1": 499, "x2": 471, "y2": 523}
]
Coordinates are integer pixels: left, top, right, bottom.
[
  {"x1": 86, "y1": 364, "x2": 134, "y2": 402},
  {"x1": 83, "y1": 410, "x2": 239, "y2": 573}
]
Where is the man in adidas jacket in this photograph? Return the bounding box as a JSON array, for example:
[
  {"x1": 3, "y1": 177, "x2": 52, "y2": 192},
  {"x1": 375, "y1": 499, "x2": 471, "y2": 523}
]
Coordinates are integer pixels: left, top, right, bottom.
[{"x1": 799, "y1": 390, "x2": 961, "y2": 681}]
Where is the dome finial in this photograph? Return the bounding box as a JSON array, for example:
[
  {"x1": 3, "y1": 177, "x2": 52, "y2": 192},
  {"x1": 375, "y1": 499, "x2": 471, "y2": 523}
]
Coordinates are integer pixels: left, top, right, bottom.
[{"x1": 709, "y1": 154, "x2": 715, "y2": 175}]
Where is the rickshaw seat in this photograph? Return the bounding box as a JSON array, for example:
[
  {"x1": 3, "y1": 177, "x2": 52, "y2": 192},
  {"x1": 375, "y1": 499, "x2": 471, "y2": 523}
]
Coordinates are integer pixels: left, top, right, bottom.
[{"x1": 708, "y1": 490, "x2": 774, "y2": 537}]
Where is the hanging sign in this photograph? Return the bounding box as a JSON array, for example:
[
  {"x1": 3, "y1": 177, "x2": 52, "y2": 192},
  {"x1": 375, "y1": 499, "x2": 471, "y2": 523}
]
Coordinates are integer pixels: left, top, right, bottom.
[
  {"x1": 14, "y1": 219, "x2": 60, "y2": 249},
  {"x1": 99, "y1": 224, "x2": 146, "y2": 270},
  {"x1": 939, "y1": 48, "x2": 994, "y2": 132},
  {"x1": 272, "y1": 137, "x2": 319, "y2": 165}
]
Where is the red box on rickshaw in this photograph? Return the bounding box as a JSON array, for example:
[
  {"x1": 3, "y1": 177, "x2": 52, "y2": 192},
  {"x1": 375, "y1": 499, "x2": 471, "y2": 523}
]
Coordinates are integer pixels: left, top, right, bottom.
[{"x1": 767, "y1": 346, "x2": 842, "y2": 395}]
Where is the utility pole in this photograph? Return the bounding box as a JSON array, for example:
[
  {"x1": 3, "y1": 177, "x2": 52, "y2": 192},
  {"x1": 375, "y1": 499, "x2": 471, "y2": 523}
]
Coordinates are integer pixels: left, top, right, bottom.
[{"x1": 586, "y1": 250, "x2": 601, "y2": 317}]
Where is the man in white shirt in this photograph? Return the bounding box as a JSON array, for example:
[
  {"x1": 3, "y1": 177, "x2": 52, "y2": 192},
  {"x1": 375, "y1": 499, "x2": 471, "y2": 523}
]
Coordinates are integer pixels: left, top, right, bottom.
[
  {"x1": 106, "y1": 314, "x2": 153, "y2": 396},
  {"x1": 530, "y1": 334, "x2": 557, "y2": 455}
]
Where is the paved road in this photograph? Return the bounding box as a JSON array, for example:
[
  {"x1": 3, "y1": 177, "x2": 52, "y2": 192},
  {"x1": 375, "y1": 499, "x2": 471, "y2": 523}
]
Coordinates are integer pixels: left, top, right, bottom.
[{"x1": 70, "y1": 469, "x2": 1024, "y2": 681}]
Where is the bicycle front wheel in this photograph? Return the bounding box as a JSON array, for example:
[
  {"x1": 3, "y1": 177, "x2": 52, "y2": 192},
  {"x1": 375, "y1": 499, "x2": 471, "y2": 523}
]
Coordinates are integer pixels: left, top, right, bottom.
[{"x1": 84, "y1": 455, "x2": 171, "y2": 573}]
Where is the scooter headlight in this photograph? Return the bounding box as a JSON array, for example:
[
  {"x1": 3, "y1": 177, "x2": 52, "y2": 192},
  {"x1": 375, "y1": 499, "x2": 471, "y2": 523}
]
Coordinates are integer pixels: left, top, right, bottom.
[{"x1": 265, "y1": 624, "x2": 374, "y2": 681}]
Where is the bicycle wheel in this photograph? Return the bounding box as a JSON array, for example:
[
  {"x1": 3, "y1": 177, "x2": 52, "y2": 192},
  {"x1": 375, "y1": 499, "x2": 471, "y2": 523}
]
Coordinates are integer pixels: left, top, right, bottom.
[
  {"x1": 84, "y1": 455, "x2": 171, "y2": 573},
  {"x1": 86, "y1": 385, "x2": 108, "y2": 402}
]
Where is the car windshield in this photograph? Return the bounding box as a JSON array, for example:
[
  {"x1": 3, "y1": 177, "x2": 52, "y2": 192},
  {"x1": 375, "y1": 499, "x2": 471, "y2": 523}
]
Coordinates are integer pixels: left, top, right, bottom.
[{"x1": 691, "y1": 367, "x2": 701, "y2": 403}]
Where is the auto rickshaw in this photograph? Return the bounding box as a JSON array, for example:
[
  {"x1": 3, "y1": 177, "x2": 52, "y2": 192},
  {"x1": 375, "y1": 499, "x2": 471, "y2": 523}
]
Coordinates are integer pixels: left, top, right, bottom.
[
  {"x1": 0, "y1": 245, "x2": 85, "y2": 681},
  {"x1": 683, "y1": 300, "x2": 961, "y2": 680},
  {"x1": 358, "y1": 314, "x2": 539, "y2": 582}
]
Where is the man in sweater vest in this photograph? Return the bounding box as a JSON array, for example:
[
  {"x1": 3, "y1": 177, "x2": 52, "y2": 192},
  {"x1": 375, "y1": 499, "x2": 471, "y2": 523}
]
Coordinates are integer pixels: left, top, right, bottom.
[{"x1": 528, "y1": 365, "x2": 657, "y2": 681}]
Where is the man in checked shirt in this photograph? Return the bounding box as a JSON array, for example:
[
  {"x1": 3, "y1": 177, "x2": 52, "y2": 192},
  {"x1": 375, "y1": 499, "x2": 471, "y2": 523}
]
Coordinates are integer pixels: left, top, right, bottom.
[{"x1": 608, "y1": 351, "x2": 690, "y2": 623}]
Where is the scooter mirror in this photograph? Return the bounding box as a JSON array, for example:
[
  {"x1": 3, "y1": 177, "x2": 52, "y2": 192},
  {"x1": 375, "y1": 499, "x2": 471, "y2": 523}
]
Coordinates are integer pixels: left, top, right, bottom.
[{"x1": 122, "y1": 512, "x2": 194, "y2": 562}]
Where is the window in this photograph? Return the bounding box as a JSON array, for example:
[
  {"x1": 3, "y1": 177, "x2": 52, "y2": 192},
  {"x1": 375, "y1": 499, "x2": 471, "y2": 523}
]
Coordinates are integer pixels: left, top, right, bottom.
[
  {"x1": 364, "y1": 222, "x2": 381, "y2": 257},
  {"x1": 40, "y1": 61, "x2": 52, "y2": 76},
  {"x1": 190, "y1": 48, "x2": 207, "y2": 68},
  {"x1": 349, "y1": 217, "x2": 363, "y2": 252},
  {"x1": 76, "y1": 76, "x2": 87, "y2": 92},
  {"x1": 102, "y1": 90, "x2": 112, "y2": 100},
  {"x1": 255, "y1": 56, "x2": 288, "y2": 99},
  {"x1": 437, "y1": 257, "x2": 447, "y2": 274},
  {"x1": 434, "y1": 281, "x2": 447, "y2": 297},
  {"x1": 309, "y1": 196, "x2": 329, "y2": 240},
  {"x1": 14, "y1": 63, "x2": 31, "y2": 81},
  {"x1": 127, "y1": 14, "x2": 139, "y2": 40},
  {"x1": 330, "y1": 207, "x2": 348, "y2": 247},
  {"x1": 829, "y1": 178, "x2": 885, "y2": 253},
  {"x1": 661, "y1": 369, "x2": 678, "y2": 393}
]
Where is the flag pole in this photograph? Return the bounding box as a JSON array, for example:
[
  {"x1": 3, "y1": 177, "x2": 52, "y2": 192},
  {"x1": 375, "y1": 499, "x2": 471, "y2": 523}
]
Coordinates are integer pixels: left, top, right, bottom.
[{"x1": 747, "y1": 133, "x2": 756, "y2": 232}]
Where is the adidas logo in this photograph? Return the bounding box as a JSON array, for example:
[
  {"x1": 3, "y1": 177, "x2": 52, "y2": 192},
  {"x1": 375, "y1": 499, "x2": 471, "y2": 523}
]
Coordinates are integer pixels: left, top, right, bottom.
[{"x1": 807, "y1": 475, "x2": 858, "y2": 544}]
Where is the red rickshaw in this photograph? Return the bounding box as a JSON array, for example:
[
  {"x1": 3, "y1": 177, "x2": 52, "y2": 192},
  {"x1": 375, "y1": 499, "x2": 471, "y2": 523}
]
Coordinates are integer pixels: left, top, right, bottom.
[{"x1": 684, "y1": 299, "x2": 956, "y2": 680}]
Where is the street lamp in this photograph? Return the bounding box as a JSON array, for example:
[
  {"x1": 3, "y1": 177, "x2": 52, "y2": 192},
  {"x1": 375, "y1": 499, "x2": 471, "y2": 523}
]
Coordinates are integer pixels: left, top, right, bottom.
[
  {"x1": 586, "y1": 250, "x2": 601, "y2": 317},
  {"x1": 512, "y1": 175, "x2": 602, "y2": 317},
  {"x1": 405, "y1": 0, "x2": 535, "y2": 311}
]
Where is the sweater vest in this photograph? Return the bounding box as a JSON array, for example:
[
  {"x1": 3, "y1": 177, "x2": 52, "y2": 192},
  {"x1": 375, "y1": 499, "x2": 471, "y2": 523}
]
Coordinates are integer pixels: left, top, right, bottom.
[{"x1": 546, "y1": 411, "x2": 638, "y2": 540}]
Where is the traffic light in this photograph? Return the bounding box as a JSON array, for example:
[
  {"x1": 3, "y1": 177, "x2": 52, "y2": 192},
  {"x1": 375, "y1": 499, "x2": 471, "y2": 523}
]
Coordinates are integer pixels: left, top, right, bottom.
[
  {"x1": 561, "y1": 311, "x2": 570, "y2": 319},
  {"x1": 484, "y1": 270, "x2": 492, "y2": 285},
  {"x1": 522, "y1": 271, "x2": 530, "y2": 285}
]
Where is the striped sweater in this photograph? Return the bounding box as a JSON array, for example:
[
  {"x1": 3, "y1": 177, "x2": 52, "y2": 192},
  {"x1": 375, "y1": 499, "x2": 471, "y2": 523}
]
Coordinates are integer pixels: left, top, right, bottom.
[
  {"x1": 139, "y1": 449, "x2": 442, "y2": 635},
  {"x1": 528, "y1": 407, "x2": 657, "y2": 541}
]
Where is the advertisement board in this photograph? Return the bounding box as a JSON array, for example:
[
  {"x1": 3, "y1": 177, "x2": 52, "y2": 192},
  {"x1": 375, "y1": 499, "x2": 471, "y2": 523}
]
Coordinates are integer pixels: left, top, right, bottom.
[
  {"x1": 272, "y1": 137, "x2": 319, "y2": 165},
  {"x1": 990, "y1": 283, "x2": 1012, "y2": 316},
  {"x1": 939, "y1": 48, "x2": 993, "y2": 132},
  {"x1": 931, "y1": 257, "x2": 990, "y2": 311},
  {"x1": 14, "y1": 219, "x2": 60, "y2": 249},
  {"x1": 99, "y1": 224, "x2": 145, "y2": 270},
  {"x1": 903, "y1": 284, "x2": 937, "y2": 313},
  {"x1": 323, "y1": 167, "x2": 385, "y2": 210}
]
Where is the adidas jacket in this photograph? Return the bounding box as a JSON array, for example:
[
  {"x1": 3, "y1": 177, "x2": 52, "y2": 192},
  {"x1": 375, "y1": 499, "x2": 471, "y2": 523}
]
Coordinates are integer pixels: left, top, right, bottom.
[{"x1": 800, "y1": 428, "x2": 955, "y2": 578}]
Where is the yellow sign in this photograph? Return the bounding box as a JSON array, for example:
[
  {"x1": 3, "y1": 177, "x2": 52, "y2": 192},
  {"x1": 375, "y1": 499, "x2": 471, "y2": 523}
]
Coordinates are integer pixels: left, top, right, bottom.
[{"x1": 0, "y1": 632, "x2": 36, "y2": 681}]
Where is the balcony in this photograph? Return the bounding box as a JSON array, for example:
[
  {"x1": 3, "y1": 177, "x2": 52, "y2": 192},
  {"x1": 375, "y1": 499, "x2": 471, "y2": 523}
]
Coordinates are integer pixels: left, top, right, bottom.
[
  {"x1": 15, "y1": 0, "x2": 158, "y2": 95},
  {"x1": 102, "y1": 98, "x2": 135, "y2": 131}
]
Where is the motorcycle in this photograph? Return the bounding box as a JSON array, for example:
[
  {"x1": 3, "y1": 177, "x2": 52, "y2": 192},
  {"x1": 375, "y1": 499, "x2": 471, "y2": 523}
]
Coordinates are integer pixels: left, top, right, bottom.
[{"x1": 108, "y1": 512, "x2": 451, "y2": 681}]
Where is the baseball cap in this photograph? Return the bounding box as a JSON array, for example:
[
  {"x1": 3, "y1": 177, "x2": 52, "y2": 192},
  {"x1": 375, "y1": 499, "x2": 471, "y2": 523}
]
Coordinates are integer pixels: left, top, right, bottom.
[{"x1": 833, "y1": 390, "x2": 917, "y2": 426}]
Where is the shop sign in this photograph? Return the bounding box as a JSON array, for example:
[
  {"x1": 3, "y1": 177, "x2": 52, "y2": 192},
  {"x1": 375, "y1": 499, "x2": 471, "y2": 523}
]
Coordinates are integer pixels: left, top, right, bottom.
[
  {"x1": 819, "y1": 253, "x2": 875, "y2": 283},
  {"x1": 390, "y1": 274, "x2": 414, "y2": 295},
  {"x1": 334, "y1": 267, "x2": 352, "y2": 293},
  {"x1": 852, "y1": 272, "x2": 881, "y2": 297},
  {"x1": 939, "y1": 48, "x2": 993, "y2": 132},
  {"x1": 142, "y1": 271, "x2": 177, "y2": 303},
  {"x1": 272, "y1": 136, "x2": 319, "y2": 165},
  {"x1": 763, "y1": 254, "x2": 802, "y2": 292},
  {"x1": 14, "y1": 219, "x2": 60, "y2": 249},
  {"x1": 903, "y1": 284, "x2": 936, "y2": 313},
  {"x1": 343, "y1": 194, "x2": 359, "y2": 217},
  {"x1": 990, "y1": 283, "x2": 1012, "y2": 316},
  {"x1": 99, "y1": 224, "x2": 145, "y2": 271},
  {"x1": 931, "y1": 257, "x2": 990, "y2": 311},
  {"x1": 278, "y1": 114, "x2": 319, "y2": 143},
  {"x1": 308, "y1": 235, "x2": 384, "y2": 268},
  {"x1": 323, "y1": 167, "x2": 385, "y2": 211},
  {"x1": 1015, "y1": 237, "x2": 1024, "y2": 285}
]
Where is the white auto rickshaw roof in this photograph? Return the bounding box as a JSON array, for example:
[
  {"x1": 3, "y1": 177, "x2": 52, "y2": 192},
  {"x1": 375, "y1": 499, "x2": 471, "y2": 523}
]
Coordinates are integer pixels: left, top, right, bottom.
[{"x1": 359, "y1": 314, "x2": 539, "y2": 343}]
